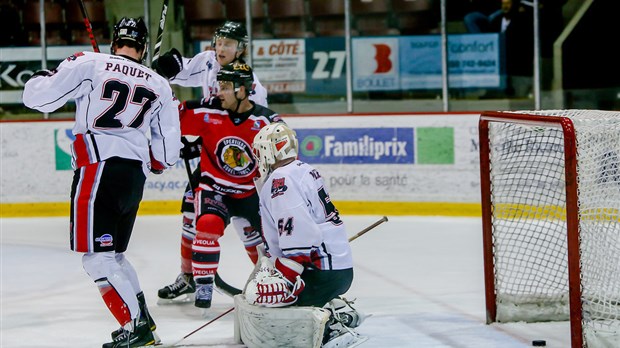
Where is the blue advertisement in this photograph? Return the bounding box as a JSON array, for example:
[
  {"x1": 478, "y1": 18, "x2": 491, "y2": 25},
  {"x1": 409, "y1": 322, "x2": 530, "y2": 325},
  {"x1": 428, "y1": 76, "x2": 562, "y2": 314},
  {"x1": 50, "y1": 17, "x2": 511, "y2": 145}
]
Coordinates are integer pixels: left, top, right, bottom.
[
  {"x1": 305, "y1": 37, "x2": 347, "y2": 95},
  {"x1": 297, "y1": 128, "x2": 414, "y2": 164},
  {"x1": 399, "y1": 33, "x2": 503, "y2": 89}
]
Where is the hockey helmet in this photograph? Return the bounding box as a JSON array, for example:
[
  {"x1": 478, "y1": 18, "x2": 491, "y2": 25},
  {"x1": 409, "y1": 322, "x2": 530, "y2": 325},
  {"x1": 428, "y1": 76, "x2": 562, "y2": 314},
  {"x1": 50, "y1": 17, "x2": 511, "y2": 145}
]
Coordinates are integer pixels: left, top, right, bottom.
[
  {"x1": 213, "y1": 21, "x2": 248, "y2": 50},
  {"x1": 217, "y1": 62, "x2": 254, "y2": 94},
  {"x1": 252, "y1": 122, "x2": 298, "y2": 183},
  {"x1": 112, "y1": 17, "x2": 148, "y2": 57}
]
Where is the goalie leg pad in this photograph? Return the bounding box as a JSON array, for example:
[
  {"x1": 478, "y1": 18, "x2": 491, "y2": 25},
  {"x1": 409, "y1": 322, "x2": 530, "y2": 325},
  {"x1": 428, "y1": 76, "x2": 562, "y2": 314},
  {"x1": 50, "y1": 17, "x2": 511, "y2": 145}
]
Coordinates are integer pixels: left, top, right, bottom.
[{"x1": 233, "y1": 294, "x2": 330, "y2": 348}]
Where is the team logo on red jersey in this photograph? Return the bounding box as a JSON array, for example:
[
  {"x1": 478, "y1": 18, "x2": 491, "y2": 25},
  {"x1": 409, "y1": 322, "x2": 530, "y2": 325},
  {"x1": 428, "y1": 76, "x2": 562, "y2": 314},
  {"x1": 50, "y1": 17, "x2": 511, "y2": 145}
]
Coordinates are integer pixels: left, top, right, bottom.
[
  {"x1": 270, "y1": 177, "x2": 287, "y2": 198},
  {"x1": 216, "y1": 137, "x2": 255, "y2": 177}
]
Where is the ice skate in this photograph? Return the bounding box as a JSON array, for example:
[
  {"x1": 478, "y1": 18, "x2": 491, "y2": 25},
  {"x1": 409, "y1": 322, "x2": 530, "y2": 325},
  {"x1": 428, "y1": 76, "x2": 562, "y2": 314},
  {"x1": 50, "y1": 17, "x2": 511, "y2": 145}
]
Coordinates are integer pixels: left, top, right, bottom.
[
  {"x1": 102, "y1": 319, "x2": 157, "y2": 348},
  {"x1": 325, "y1": 297, "x2": 367, "y2": 328},
  {"x1": 111, "y1": 293, "x2": 159, "y2": 344},
  {"x1": 157, "y1": 273, "x2": 195, "y2": 305},
  {"x1": 322, "y1": 325, "x2": 368, "y2": 348},
  {"x1": 322, "y1": 298, "x2": 368, "y2": 348}
]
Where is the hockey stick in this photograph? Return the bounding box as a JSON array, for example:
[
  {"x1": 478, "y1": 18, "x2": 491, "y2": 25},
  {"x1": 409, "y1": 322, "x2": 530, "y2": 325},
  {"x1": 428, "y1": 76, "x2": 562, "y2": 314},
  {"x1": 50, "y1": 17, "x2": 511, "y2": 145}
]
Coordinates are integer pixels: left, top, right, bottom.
[
  {"x1": 211, "y1": 216, "x2": 390, "y2": 297},
  {"x1": 170, "y1": 216, "x2": 389, "y2": 345},
  {"x1": 76, "y1": 0, "x2": 100, "y2": 52},
  {"x1": 151, "y1": 0, "x2": 170, "y2": 64},
  {"x1": 165, "y1": 307, "x2": 235, "y2": 347},
  {"x1": 349, "y1": 216, "x2": 388, "y2": 242}
]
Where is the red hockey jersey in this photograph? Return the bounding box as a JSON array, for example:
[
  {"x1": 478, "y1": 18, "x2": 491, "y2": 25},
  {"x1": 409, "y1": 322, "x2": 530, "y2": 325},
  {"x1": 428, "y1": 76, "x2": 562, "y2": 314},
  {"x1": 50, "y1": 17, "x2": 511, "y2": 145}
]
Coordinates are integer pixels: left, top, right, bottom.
[{"x1": 180, "y1": 103, "x2": 282, "y2": 199}]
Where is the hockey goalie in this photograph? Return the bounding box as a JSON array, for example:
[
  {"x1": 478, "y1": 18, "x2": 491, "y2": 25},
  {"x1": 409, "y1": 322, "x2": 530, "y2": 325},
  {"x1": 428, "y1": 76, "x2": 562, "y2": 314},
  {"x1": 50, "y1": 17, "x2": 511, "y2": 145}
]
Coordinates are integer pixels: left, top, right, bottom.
[{"x1": 233, "y1": 123, "x2": 367, "y2": 348}]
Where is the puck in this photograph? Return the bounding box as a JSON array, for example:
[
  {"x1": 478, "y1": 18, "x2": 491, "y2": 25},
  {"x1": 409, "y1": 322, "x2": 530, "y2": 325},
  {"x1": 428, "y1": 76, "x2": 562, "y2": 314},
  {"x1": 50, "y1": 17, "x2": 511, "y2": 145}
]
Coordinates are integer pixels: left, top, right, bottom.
[{"x1": 532, "y1": 340, "x2": 546, "y2": 347}]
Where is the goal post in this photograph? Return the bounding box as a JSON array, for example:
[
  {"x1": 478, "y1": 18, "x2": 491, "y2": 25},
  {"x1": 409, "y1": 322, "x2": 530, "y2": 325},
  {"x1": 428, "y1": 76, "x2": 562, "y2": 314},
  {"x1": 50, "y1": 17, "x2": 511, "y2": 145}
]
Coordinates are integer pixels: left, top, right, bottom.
[{"x1": 478, "y1": 110, "x2": 620, "y2": 348}]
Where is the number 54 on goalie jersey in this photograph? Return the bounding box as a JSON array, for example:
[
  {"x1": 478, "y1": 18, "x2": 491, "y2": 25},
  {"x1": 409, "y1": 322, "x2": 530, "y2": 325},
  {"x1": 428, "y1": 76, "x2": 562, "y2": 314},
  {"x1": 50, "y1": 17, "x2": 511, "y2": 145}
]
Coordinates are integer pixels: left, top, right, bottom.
[{"x1": 258, "y1": 159, "x2": 353, "y2": 271}]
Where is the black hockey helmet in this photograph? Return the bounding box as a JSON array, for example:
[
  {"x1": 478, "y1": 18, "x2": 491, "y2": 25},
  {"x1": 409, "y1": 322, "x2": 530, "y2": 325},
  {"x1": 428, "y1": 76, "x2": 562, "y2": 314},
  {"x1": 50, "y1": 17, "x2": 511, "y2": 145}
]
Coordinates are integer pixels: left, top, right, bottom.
[
  {"x1": 112, "y1": 17, "x2": 148, "y2": 51},
  {"x1": 213, "y1": 21, "x2": 248, "y2": 50},
  {"x1": 217, "y1": 62, "x2": 254, "y2": 93}
]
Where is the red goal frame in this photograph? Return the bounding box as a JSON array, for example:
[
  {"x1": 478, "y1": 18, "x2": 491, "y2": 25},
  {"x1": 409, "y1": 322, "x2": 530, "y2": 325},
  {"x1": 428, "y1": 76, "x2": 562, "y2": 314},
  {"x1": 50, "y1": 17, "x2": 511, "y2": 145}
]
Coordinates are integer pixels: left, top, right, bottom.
[{"x1": 478, "y1": 111, "x2": 583, "y2": 348}]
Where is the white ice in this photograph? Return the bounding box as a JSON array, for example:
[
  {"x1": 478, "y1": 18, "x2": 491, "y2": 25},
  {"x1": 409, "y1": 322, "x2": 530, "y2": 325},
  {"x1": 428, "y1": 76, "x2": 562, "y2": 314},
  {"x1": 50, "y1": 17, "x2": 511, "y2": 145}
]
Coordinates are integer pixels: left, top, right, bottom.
[{"x1": 1, "y1": 215, "x2": 571, "y2": 347}]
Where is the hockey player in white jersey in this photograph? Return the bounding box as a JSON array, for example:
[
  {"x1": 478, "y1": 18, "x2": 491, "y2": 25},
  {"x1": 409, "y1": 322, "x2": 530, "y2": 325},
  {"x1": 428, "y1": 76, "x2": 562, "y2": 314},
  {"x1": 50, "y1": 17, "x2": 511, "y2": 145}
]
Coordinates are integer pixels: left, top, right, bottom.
[
  {"x1": 22, "y1": 17, "x2": 181, "y2": 348},
  {"x1": 237, "y1": 123, "x2": 365, "y2": 347}
]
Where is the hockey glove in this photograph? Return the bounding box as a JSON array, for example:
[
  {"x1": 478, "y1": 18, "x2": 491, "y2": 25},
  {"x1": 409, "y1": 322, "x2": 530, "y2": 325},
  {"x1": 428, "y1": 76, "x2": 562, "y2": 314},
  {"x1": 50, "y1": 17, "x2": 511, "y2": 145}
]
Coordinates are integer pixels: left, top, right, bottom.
[
  {"x1": 152, "y1": 48, "x2": 183, "y2": 79},
  {"x1": 149, "y1": 147, "x2": 166, "y2": 174},
  {"x1": 180, "y1": 136, "x2": 202, "y2": 160},
  {"x1": 183, "y1": 96, "x2": 223, "y2": 110},
  {"x1": 245, "y1": 257, "x2": 305, "y2": 307},
  {"x1": 28, "y1": 69, "x2": 56, "y2": 80}
]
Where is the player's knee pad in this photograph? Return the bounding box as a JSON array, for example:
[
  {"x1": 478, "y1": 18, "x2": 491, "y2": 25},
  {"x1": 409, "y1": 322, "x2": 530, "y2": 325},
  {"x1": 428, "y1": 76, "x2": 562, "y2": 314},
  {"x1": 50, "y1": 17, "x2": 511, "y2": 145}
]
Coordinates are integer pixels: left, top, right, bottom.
[
  {"x1": 196, "y1": 214, "x2": 225, "y2": 240},
  {"x1": 231, "y1": 217, "x2": 262, "y2": 246},
  {"x1": 83, "y1": 251, "x2": 117, "y2": 281},
  {"x1": 115, "y1": 252, "x2": 140, "y2": 291},
  {"x1": 181, "y1": 211, "x2": 196, "y2": 237}
]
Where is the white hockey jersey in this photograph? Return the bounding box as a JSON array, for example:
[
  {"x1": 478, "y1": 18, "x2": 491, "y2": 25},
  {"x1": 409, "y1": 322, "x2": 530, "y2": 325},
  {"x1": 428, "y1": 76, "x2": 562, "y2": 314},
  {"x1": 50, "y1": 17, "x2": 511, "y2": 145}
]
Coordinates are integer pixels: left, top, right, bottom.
[
  {"x1": 258, "y1": 160, "x2": 353, "y2": 271},
  {"x1": 169, "y1": 50, "x2": 268, "y2": 106},
  {"x1": 22, "y1": 51, "x2": 182, "y2": 175}
]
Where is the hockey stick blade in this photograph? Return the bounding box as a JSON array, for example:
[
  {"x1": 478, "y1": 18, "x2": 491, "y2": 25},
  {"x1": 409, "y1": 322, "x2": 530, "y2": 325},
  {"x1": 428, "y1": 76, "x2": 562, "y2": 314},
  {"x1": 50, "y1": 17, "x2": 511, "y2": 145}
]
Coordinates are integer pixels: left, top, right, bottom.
[{"x1": 214, "y1": 273, "x2": 242, "y2": 297}]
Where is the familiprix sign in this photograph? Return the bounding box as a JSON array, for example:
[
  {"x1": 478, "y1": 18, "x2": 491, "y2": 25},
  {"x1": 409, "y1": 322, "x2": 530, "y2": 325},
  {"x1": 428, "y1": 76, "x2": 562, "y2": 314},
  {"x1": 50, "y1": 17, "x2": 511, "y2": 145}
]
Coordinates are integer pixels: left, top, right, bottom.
[{"x1": 297, "y1": 128, "x2": 414, "y2": 164}]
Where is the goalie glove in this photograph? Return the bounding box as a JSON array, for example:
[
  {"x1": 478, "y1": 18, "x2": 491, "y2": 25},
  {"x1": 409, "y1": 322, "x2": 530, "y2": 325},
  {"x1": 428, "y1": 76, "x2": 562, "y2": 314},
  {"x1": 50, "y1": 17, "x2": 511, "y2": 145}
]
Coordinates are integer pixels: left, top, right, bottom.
[{"x1": 245, "y1": 257, "x2": 305, "y2": 307}]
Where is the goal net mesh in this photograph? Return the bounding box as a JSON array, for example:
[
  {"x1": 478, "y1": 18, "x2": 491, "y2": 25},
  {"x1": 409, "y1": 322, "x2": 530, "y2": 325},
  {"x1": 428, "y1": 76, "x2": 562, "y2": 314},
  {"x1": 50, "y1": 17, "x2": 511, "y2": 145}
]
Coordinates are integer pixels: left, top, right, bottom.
[{"x1": 486, "y1": 109, "x2": 620, "y2": 346}]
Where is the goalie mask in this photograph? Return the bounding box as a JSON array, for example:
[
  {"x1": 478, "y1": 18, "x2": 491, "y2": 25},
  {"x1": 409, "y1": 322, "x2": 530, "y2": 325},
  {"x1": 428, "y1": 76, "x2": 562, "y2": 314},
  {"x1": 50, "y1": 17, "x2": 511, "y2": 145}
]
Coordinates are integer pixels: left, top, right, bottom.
[
  {"x1": 112, "y1": 17, "x2": 148, "y2": 62},
  {"x1": 252, "y1": 123, "x2": 298, "y2": 188}
]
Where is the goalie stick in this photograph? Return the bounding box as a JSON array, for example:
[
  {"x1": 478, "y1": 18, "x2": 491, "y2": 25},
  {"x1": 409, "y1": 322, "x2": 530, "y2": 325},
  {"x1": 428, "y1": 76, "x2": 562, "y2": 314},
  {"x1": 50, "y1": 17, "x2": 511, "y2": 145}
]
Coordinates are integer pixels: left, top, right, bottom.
[
  {"x1": 76, "y1": 0, "x2": 99, "y2": 52},
  {"x1": 169, "y1": 216, "x2": 389, "y2": 346}
]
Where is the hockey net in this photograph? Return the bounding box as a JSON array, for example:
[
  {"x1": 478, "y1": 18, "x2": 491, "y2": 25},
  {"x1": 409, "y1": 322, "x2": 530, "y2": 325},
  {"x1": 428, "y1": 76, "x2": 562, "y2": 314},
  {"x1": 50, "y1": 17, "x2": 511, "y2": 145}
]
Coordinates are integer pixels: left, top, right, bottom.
[{"x1": 479, "y1": 110, "x2": 620, "y2": 348}]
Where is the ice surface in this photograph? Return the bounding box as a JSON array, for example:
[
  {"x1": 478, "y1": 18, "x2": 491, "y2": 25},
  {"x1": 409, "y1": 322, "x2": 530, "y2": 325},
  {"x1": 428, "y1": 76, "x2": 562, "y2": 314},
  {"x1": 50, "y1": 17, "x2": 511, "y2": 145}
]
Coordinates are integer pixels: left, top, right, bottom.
[{"x1": 1, "y1": 215, "x2": 571, "y2": 347}]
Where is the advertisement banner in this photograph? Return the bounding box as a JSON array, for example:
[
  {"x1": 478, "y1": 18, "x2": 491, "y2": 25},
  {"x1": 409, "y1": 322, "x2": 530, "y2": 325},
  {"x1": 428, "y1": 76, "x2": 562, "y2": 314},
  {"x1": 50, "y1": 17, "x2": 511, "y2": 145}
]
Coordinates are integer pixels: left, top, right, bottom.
[
  {"x1": 399, "y1": 33, "x2": 502, "y2": 89},
  {"x1": 352, "y1": 37, "x2": 400, "y2": 91},
  {"x1": 297, "y1": 128, "x2": 414, "y2": 164},
  {"x1": 1, "y1": 114, "x2": 482, "y2": 205},
  {"x1": 251, "y1": 39, "x2": 306, "y2": 93},
  {"x1": 305, "y1": 37, "x2": 347, "y2": 95},
  {"x1": 0, "y1": 46, "x2": 110, "y2": 104}
]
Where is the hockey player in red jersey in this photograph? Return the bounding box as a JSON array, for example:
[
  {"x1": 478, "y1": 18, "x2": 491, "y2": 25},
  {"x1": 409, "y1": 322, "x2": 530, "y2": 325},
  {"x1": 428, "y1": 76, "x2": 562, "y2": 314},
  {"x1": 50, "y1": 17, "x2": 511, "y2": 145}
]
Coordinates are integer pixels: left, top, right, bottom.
[
  {"x1": 22, "y1": 17, "x2": 182, "y2": 348},
  {"x1": 155, "y1": 21, "x2": 270, "y2": 304},
  {"x1": 160, "y1": 62, "x2": 282, "y2": 310}
]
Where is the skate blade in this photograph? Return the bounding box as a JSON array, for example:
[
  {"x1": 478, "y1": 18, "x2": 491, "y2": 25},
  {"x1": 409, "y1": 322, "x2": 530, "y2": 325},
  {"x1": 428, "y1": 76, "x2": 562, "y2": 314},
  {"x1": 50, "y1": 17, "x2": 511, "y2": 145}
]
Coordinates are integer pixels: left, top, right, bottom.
[{"x1": 156, "y1": 293, "x2": 195, "y2": 305}]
